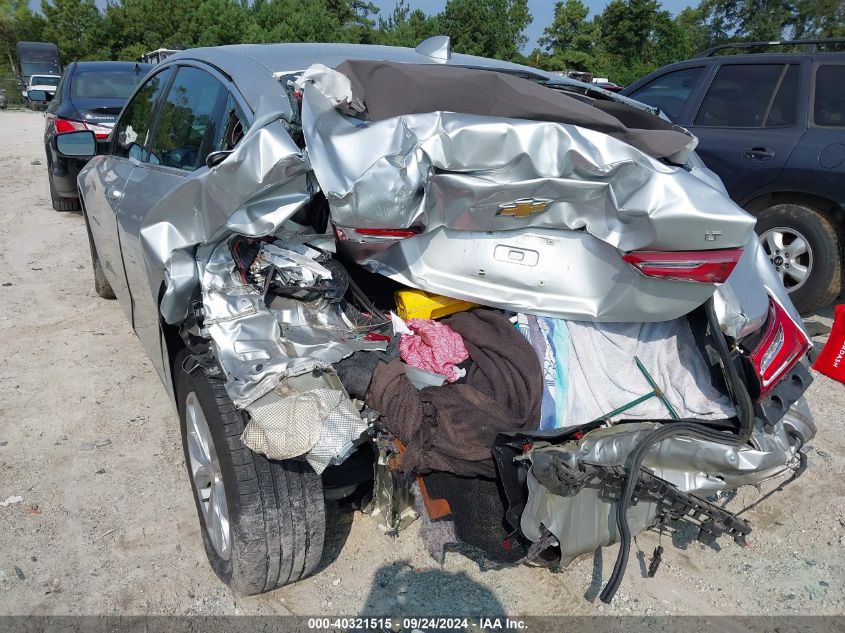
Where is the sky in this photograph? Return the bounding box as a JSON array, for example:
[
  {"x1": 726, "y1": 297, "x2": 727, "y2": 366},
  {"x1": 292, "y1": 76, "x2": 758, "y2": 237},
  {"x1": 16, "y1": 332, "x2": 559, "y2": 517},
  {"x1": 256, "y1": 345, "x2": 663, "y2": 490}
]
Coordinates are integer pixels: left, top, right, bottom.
[{"x1": 29, "y1": 0, "x2": 696, "y2": 52}]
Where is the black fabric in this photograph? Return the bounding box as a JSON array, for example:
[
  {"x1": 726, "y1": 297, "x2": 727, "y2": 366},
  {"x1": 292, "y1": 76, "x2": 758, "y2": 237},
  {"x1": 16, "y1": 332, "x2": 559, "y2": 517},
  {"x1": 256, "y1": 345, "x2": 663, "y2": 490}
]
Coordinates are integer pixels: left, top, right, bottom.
[
  {"x1": 423, "y1": 471, "x2": 528, "y2": 563},
  {"x1": 367, "y1": 309, "x2": 542, "y2": 478},
  {"x1": 334, "y1": 59, "x2": 693, "y2": 161},
  {"x1": 334, "y1": 336, "x2": 400, "y2": 400}
]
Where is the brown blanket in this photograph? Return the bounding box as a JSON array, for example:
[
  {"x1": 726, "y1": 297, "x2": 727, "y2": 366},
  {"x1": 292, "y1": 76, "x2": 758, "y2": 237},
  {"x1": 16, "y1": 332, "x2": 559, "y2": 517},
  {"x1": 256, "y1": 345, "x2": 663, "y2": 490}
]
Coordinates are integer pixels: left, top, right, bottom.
[
  {"x1": 367, "y1": 309, "x2": 542, "y2": 478},
  {"x1": 335, "y1": 59, "x2": 694, "y2": 161}
]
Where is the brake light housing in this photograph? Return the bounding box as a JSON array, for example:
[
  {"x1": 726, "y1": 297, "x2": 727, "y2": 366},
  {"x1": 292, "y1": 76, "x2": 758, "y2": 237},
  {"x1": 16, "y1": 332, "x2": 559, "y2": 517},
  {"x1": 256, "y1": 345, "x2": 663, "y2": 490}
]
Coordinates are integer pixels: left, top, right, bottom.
[
  {"x1": 333, "y1": 225, "x2": 421, "y2": 241},
  {"x1": 54, "y1": 117, "x2": 112, "y2": 139},
  {"x1": 623, "y1": 249, "x2": 743, "y2": 283},
  {"x1": 747, "y1": 297, "x2": 811, "y2": 397}
]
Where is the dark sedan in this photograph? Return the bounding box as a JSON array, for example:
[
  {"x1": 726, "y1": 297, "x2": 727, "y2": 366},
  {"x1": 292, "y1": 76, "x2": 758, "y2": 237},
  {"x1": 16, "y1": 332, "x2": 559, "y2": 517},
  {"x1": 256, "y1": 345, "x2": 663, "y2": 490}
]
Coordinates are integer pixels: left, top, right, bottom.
[{"x1": 44, "y1": 61, "x2": 151, "y2": 211}]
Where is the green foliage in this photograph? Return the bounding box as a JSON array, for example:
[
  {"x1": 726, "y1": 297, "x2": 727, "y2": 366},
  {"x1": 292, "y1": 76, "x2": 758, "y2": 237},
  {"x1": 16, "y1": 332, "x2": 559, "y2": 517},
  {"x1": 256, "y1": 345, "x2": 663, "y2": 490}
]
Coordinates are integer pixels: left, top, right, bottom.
[{"x1": 1, "y1": 0, "x2": 841, "y2": 88}]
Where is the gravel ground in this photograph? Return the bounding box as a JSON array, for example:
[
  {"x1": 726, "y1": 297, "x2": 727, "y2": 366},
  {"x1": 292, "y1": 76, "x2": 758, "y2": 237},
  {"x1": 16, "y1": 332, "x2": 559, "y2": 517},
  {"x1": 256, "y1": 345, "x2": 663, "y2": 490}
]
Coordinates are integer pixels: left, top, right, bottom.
[{"x1": 0, "y1": 110, "x2": 843, "y2": 617}]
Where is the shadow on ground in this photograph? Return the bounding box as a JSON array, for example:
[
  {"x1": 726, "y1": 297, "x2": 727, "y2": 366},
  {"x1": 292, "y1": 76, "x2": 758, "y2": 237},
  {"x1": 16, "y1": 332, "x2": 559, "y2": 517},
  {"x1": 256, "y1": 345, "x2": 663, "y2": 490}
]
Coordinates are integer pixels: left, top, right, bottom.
[{"x1": 359, "y1": 560, "x2": 506, "y2": 618}]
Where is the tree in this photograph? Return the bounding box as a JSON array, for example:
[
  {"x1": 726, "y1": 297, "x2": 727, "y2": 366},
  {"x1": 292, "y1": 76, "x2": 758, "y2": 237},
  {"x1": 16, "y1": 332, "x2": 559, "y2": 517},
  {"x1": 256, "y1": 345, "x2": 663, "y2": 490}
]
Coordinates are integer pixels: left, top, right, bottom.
[
  {"x1": 41, "y1": 0, "x2": 103, "y2": 62},
  {"x1": 376, "y1": 0, "x2": 440, "y2": 48},
  {"x1": 538, "y1": 0, "x2": 596, "y2": 70},
  {"x1": 440, "y1": 0, "x2": 532, "y2": 62},
  {"x1": 1, "y1": 0, "x2": 46, "y2": 75}
]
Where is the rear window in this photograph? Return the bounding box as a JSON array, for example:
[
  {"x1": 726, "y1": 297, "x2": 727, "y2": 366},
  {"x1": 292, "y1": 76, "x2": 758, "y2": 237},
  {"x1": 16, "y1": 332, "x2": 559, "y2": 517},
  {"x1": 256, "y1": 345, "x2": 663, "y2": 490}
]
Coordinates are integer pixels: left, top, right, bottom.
[
  {"x1": 694, "y1": 64, "x2": 798, "y2": 128},
  {"x1": 71, "y1": 68, "x2": 147, "y2": 100},
  {"x1": 32, "y1": 76, "x2": 59, "y2": 86},
  {"x1": 814, "y1": 64, "x2": 845, "y2": 127}
]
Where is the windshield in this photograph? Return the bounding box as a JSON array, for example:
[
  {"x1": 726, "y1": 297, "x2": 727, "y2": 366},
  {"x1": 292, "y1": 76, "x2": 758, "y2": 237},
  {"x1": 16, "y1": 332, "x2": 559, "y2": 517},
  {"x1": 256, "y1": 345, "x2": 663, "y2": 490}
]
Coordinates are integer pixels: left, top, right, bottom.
[
  {"x1": 31, "y1": 75, "x2": 60, "y2": 86},
  {"x1": 71, "y1": 68, "x2": 147, "y2": 100},
  {"x1": 21, "y1": 62, "x2": 61, "y2": 77}
]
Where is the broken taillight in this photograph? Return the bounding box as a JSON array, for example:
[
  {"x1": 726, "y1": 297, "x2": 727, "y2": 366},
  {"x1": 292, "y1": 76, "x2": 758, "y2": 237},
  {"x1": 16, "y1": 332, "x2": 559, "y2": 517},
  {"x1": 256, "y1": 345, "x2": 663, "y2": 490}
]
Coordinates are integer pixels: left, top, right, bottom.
[
  {"x1": 622, "y1": 249, "x2": 742, "y2": 283},
  {"x1": 748, "y1": 297, "x2": 811, "y2": 397},
  {"x1": 333, "y1": 225, "x2": 421, "y2": 241}
]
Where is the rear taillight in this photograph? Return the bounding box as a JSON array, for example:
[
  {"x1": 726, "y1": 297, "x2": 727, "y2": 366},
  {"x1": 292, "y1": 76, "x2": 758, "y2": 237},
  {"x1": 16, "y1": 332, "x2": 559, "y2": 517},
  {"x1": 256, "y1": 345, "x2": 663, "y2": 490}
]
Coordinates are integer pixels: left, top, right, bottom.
[
  {"x1": 747, "y1": 297, "x2": 811, "y2": 397},
  {"x1": 333, "y1": 225, "x2": 421, "y2": 241},
  {"x1": 623, "y1": 249, "x2": 742, "y2": 283},
  {"x1": 54, "y1": 117, "x2": 111, "y2": 139},
  {"x1": 54, "y1": 117, "x2": 87, "y2": 134}
]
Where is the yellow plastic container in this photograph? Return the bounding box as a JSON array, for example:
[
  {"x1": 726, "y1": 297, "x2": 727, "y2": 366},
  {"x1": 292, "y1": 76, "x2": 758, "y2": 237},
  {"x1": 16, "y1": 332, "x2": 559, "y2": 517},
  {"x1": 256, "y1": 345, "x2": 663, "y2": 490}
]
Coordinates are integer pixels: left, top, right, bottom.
[{"x1": 394, "y1": 289, "x2": 478, "y2": 320}]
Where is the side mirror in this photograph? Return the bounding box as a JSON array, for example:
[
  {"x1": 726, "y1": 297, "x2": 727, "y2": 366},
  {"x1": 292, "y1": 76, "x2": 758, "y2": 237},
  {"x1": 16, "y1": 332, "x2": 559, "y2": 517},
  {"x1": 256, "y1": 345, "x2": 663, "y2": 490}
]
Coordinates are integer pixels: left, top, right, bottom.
[
  {"x1": 27, "y1": 90, "x2": 52, "y2": 103},
  {"x1": 55, "y1": 130, "x2": 97, "y2": 158},
  {"x1": 206, "y1": 149, "x2": 234, "y2": 168}
]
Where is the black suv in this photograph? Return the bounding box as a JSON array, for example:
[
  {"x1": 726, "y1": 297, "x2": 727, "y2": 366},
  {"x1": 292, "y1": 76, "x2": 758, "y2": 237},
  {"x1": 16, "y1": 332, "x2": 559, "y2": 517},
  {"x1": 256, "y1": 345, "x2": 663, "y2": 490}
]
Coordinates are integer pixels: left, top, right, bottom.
[{"x1": 622, "y1": 39, "x2": 845, "y2": 313}]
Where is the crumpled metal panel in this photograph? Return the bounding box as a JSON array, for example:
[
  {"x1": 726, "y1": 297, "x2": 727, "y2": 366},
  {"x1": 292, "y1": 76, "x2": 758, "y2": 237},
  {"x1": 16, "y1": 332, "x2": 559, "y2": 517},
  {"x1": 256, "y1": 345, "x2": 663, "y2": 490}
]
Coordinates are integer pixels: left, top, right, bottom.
[
  {"x1": 199, "y1": 238, "x2": 386, "y2": 408},
  {"x1": 147, "y1": 116, "x2": 312, "y2": 326},
  {"x1": 520, "y1": 399, "x2": 813, "y2": 563},
  {"x1": 299, "y1": 80, "x2": 757, "y2": 322}
]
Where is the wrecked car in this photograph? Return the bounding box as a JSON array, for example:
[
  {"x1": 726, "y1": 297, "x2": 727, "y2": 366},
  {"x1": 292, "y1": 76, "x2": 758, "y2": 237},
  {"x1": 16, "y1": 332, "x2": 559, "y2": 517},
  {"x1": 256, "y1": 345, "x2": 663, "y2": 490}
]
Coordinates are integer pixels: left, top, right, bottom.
[{"x1": 59, "y1": 38, "x2": 815, "y2": 601}]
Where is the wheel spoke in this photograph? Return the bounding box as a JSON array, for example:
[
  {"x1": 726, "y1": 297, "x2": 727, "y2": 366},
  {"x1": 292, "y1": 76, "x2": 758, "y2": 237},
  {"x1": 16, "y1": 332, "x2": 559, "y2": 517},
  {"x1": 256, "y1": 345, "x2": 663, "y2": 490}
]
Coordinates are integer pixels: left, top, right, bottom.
[
  {"x1": 786, "y1": 263, "x2": 808, "y2": 282},
  {"x1": 186, "y1": 429, "x2": 210, "y2": 471},
  {"x1": 788, "y1": 237, "x2": 808, "y2": 257}
]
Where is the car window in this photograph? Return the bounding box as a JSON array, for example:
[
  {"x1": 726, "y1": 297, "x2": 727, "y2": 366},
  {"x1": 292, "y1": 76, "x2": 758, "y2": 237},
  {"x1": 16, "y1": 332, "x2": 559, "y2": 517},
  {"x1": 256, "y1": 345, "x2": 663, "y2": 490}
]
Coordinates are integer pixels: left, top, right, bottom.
[
  {"x1": 71, "y1": 67, "x2": 149, "y2": 100},
  {"x1": 627, "y1": 66, "x2": 704, "y2": 122},
  {"x1": 764, "y1": 64, "x2": 799, "y2": 127},
  {"x1": 47, "y1": 71, "x2": 67, "y2": 114},
  {"x1": 114, "y1": 67, "x2": 174, "y2": 161},
  {"x1": 693, "y1": 64, "x2": 793, "y2": 128},
  {"x1": 214, "y1": 93, "x2": 249, "y2": 153},
  {"x1": 148, "y1": 66, "x2": 228, "y2": 171},
  {"x1": 814, "y1": 64, "x2": 845, "y2": 127}
]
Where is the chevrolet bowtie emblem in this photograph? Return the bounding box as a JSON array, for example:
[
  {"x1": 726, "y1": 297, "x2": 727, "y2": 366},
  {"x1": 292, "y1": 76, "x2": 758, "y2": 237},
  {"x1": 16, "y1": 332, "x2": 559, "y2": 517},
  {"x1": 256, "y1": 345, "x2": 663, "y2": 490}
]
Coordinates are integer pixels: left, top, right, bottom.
[{"x1": 496, "y1": 198, "x2": 552, "y2": 218}]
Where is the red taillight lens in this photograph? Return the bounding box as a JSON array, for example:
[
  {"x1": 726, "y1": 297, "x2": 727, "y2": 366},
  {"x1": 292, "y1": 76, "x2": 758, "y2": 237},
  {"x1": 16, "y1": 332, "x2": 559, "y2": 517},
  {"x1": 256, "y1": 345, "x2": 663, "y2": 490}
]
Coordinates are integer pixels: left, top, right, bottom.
[
  {"x1": 333, "y1": 225, "x2": 420, "y2": 241},
  {"x1": 54, "y1": 117, "x2": 87, "y2": 134},
  {"x1": 623, "y1": 249, "x2": 743, "y2": 283},
  {"x1": 54, "y1": 118, "x2": 111, "y2": 139},
  {"x1": 748, "y1": 297, "x2": 811, "y2": 397}
]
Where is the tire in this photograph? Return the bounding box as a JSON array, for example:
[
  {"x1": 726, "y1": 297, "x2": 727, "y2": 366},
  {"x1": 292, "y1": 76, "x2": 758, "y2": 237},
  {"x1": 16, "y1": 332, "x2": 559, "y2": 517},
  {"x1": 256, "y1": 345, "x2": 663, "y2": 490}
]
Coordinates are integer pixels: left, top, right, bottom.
[
  {"x1": 81, "y1": 208, "x2": 116, "y2": 300},
  {"x1": 49, "y1": 173, "x2": 80, "y2": 212},
  {"x1": 755, "y1": 203, "x2": 841, "y2": 314},
  {"x1": 174, "y1": 349, "x2": 326, "y2": 595}
]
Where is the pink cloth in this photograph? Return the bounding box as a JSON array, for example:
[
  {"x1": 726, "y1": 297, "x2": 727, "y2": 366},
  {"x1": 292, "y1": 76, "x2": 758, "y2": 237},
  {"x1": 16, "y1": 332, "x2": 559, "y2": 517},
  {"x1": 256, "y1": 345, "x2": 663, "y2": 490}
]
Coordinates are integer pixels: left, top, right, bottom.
[{"x1": 399, "y1": 318, "x2": 469, "y2": 383}]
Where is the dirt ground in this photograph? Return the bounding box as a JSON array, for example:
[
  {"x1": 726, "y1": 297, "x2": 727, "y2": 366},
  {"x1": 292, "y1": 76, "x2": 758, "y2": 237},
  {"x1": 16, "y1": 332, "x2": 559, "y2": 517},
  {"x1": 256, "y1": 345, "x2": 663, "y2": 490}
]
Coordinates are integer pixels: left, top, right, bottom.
[{"x1": 0, "y1": 109, "x2": 843, "y2": 618}]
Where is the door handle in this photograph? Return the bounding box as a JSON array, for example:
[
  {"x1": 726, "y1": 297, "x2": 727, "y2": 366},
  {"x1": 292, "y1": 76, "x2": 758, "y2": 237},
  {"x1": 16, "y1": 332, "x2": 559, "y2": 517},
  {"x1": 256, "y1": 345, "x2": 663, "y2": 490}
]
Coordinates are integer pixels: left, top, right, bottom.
[{"x1": 744, "y1": 147, "x2": 775, "y2": 161}]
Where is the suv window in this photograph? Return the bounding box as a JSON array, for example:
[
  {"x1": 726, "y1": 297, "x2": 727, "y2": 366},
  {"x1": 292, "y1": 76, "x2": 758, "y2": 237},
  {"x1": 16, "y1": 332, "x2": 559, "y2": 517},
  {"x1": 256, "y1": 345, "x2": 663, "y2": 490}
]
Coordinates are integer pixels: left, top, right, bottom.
[
  {"x1": 694, "y1": 64, "x2": 798, "y2": 128},
  {"x1": 148, "y1": 66, "x2": 228, "y2": 171},
  {"x1": 814, "y1": 64, "x2": 845, "y2": 127},
  {"x1": 627, "y1": 66, "x2": 704, "y2": 121},
  {"x1": 114, "y1": 67, "x2": 174, "y2": 161}
]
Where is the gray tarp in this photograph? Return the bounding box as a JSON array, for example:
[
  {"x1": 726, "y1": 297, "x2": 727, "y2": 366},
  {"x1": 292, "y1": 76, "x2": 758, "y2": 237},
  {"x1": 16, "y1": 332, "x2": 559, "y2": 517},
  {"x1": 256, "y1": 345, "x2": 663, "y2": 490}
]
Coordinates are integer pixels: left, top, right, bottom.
[{"x1": 334, "y1": 60, "x2": 696, "y2": 162}]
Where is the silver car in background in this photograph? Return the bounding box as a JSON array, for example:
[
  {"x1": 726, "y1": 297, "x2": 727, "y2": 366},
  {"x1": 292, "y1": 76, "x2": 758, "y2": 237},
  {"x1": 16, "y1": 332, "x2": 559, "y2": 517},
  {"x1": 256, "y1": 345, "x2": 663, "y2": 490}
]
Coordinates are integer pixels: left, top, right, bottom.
[{"x1": 55, "y1": 39, "x2": 815, "y2": 601}]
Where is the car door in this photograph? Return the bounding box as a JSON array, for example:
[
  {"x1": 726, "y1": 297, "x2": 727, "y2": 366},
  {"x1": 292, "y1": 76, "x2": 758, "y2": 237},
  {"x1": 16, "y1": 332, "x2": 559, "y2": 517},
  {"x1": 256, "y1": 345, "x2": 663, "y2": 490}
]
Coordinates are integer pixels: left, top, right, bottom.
[
  {"x1": 779, "y1": 61, "x2": 845, "y2": 204},
  {"x1": 115, "y1": 64, "x2": 239, "y2": 371},
  {"x1": 84, "y1": 66, "x2": 174, "y2": 319},
  {"x1": 685, "y1": 61, "x2": 806, "y2": 204}
]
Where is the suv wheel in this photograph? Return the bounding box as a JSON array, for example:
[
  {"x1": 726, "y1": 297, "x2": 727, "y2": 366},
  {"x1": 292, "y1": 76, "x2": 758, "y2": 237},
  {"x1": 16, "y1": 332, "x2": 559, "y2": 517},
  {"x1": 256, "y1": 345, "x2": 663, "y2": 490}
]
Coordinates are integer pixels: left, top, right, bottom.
[
  {"x1": 755, "y1": 203, "x2": 841, "y2": 314},
  {"x1": 174, "y1": 349, "x2": 326, "y2": 595}
]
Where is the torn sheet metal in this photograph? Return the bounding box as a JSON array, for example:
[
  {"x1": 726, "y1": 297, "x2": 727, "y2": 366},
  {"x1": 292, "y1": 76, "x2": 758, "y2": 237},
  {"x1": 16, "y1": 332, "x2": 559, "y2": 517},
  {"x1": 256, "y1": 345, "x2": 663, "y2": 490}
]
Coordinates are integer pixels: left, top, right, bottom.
[
  {"x1": 199, "y1": 237, "x2": 386, "y2": 408},
  {"x1": 299, "y1": 69, "x2": 756, "y2": 322},
  {"x1": 148, "y1": 115, "x2": 313, "y2": 327},
  {"x1": 520, "y1": 400, "x2": 812, "y2": 564}
]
